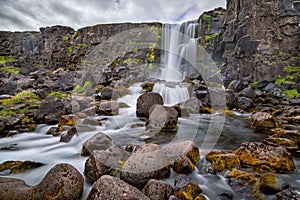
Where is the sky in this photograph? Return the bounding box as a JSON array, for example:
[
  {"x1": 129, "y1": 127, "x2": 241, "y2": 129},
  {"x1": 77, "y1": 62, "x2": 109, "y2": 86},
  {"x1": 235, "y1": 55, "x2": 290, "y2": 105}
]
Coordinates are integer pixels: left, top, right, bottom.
[{"x1": 0, "y1": 0, "x2": 226, "y2": 31}]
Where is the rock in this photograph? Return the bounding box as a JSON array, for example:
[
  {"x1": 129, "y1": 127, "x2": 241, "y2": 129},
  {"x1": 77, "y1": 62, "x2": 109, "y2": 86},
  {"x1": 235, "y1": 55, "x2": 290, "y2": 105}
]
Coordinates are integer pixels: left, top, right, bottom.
[
  {"x1": 227, "y1": 169, "x2": 264, "y2": 199},
  {"x1": 81, "y1": 132, "x2": 113, "y2": 156},
  {"x1": 174, "y1": 175, "x2": 202, "y2": 200},
  {"x1": 0, "y1": 163, "x2": 83, "y2": 200},
  {"x1": 275, "y1": 189, "x2": 300, "y2": 200},
  {"x1": 225, "y1": 89, "x2": 235, "y2": 109},
  {"x1": 96, "y1": 101, "x2": 119, "y2": 116},
  {"x1": 121, "y1": 144, "x2": 170, "y2": 189},
  {"x1": 205, "y1": 150, "x2": 240, "y2": 171},
  {"x1": 101, "y1": 86, "x2": 114, "y2": 100},
  {"x1": 173, "y1": 156, "x2": 195, "y2": 174},
  {"x1": 86, "y1": 175, "x2": 150, "y2": 200},
  {"x1": 58, "y1": 115, "x2": 75, "y2": 127},
  {"x1": 142, "y1": 179, "x2": 174, "y2": 200},
  {"x1": 233, "y1": 142, "x2": 295, "y2": 173},
  {"x1": 60, "y1": 126, "x2": 77, "y2": 143},
  {"x1": 164, "y1": 140, "x2": 200, "y2": 165},
  {"x1": 259, "y1": 173, "x2": 288, "y2": 194},
  {"x1": 228, "y1": 80, "x2": 245, "y2": 92},
  {"x1": 81, "y1": 106, "x2": 97, "y2": 116},
  {"x1": 136, "y1": 92, "x2": 163, "y2": 118},
  {"x1": 234, "y1": 96, "x2": 256, "y2": 112},
  {"x1": 182, "y1": 97, "x2": 202, "y2": 114},
  {"x1": 237, "y1": 87, "x2": 255, "y2": 99},
  {"x1": 251, "y1": 112, "x2": 276, "y2": 129},
  {"x1": 265, "y1": 137, "x2": 298, "y2": 150},
  {"x1": 82, "y1": 118, "x2": 100, "y2": 126},
  {"x1": 0, "y1": 160, "x2": 44, "y2": 174},
  {"x1": 46, "y1": 126, "x2": 61, "y2": 136},
  {"x1": 34, "y1": 96, "x2": 65, "y2": 124},
  {"x1": 146, "y1": 105, "x2": 178, "y2": 134},
  {"x1": 84, "y1": 144, "x2": 130, "y2": 183}
]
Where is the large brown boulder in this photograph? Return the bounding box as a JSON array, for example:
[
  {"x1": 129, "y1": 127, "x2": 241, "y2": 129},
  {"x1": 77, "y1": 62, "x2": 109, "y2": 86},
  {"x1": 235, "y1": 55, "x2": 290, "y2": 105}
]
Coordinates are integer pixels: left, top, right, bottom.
[
  {"x1": 87, "y1": 175, "x2": 150, "y2": 200},
  {"x1": 0, "y1": 163, "x2": 84, "y2": 200},
  {"x1": 146, "y1": 105, "x2": 178, "y2": 133},
  {"x1": 136, "y1": 92, "x2": 163, "y2": 118},
  {"x1": 120, "y1": 144, "x2": 170, "y2": 189},
  {"x1": 233, "y1": 142, "x2": 295, "y2": 173}
]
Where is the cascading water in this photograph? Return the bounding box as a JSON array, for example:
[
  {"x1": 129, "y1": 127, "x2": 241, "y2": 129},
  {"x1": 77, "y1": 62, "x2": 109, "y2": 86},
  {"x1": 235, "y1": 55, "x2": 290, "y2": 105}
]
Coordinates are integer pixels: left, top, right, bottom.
[{"x1": 153, "y1": 21, "x2": 199, "y2": 105}]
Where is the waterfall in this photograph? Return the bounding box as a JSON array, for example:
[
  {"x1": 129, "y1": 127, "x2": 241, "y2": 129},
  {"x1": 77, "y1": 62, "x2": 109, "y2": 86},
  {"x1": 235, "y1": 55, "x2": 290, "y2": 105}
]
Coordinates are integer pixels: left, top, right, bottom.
[{"x1": 153, "y1": 21, "x2": 199, "y2": 105}]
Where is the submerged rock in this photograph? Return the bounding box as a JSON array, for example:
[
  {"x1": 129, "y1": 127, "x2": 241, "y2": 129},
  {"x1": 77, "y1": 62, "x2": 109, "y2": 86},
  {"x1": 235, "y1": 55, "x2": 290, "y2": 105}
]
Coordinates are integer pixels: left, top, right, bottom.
[
  {"x1": 142, "y1": 179, "x2": 174, "y2": 200},
  {"x1": 81, "y1": 132, "x2": 112, "y2": 156},
  {"x1": 0, "y1": 163, "x2": 83, "y2": 200},
  {"x1": 146, "y1": 105, "x2": 178, "y2": 133},
  {"x1": 233, "y1": 142, "x2": 295, "y2": 173},
  {"x1": 136, "y1": 92, "x2": 163, "y2": 119},
  {"x1": 87, "y1": 175, "x2": 150, "y2": 200},
  {"x1": 121, "y1": 144, "x2": 170, "y2": 189}
]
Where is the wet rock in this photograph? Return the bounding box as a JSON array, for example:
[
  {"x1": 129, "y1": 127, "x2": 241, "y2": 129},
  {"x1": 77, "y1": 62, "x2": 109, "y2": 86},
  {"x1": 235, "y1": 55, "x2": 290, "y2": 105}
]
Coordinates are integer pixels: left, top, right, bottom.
[
  {"x1": 81, "y1": 132, "x2": 113, "y2": 156},
  {"x1": 82, "y1": 118, "x2": 100, "y2": 126},
  {"x1": 87, "y1": 175, "x2": 150, "y2": 200},
  {"x1": 34, "y1": 96, "x2": 65, "y2": 124},
  {"x1": 259, "y1": 173, "x2": 288, "y2": 194},
  {"x1": 237, "y1": 87, "x2": 255, "y2": 99},
  {"x1": 275, "y1": 188, "x2": 300, "y2": 200},
  {"x1": 136, "y1": 92, "x2": 163, "y2": 118},
  {"x1": 168, "y1": 195, "x2": 179, "y2": 200},
  {"x1": 164, "y1": 140, "x2": 200, "y2": 165},
  {"x1": 84, "y1": 144, "x2": 130, "y2": 183},
  {"x1": 0, "y1": 160, "x2": 44, "y2": 174},
  {"x1": 121, "y1": 144, "x2": 170, "y2": 189},
  {"x1": 172, "y1": 104, "x2": 190, "y2": 117},
  {"x1": 58, "y1": 115, "x2": 75, "y2": 127},
  {"x1": 146, "y1": 105, "x2": 178, "y2": 133},
  {"x1": 0, "y1": 163, "x2": 83, "y2": 200},
  {"x1": 142, "y1": 179, "x2": 174, "y2": 200},
  {"x1": 265, "y1": 137, "x2": 298, "y2": 150},
  {"x1": 234, "y1": 96, "x2": 256, "y2": 112},
  {"x1": 60, "y1": 126, "x2": 77, "y2": 143},
  {"x1": 81, "y1": 106, "x2": 97, "y2": 116},
  {"x1": 206, "y1": 150, "x2": 240, "y2": 171},
  {"x1": 233, "y1": 142, "x2": 295, "y2": 173},
  {"x1": 251, "y1": 112, "x2": 276, "y2": 129},
  {"x1": 225, "y1": 89, "x2": 235, "y2": 109},
  {"x1": 227, "y1": 169, "x2": 264, "y2": 199},
  {"x1": 101, "y1": 86, "x2": 113, "y2": 100},
  {"x1": 96, "y1": 101, "x2": 119, "y2": 116},
  {"x1": 174, "y1": 174, "x2": 203, "y2": 200},
  {"x1": 46, "y1": 126, "x2": 61, "y2": 136},
  {"x1": 182, "y1": 97, "x2": 202, "y2": 114},
  {"x1": 228, "y1": 80, "x2": 245, "y2": 92},
  {"x1": 173, "y1": 156, "x2": 195, "y2": 174}
]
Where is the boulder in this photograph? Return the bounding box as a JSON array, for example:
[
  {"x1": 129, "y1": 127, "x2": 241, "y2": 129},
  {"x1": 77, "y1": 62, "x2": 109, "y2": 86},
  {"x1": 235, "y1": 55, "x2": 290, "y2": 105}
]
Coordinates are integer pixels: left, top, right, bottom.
[
  {"x1": 205, "y1": 150, "x2": 240, "y2": 171},
  {"x1": 251, "y1": 112, "x2": 276, "y2": 129},
  {"x1": 233, "y1": 142, "x2": 295, "y2": 173},
  {"x1": 173, "y1": 156, "x2": 195, "y2": 174},
  {"x1": 81, "y1": 132, "x2": 113, "y2": 156},
  {"x1": 174, "y1": 175, "x2": 202, "y2": 200},
  {"x1": 164, "y1": 140, "x2": 200, "y2": 165},
  {"x1": 142, "y1": 179, "x2": 174, "y2": 200},
  {"x1": 96, "y1": 101, "x2": 119, "y2": 116},
  {"x1": 234, "y1": 96, "x2": 256, "y2": 112},
  {"x1": 0, "y1": 163, "x2": 83, "y2": 200},
  {"x1": 275, "y1": 189, "x2": 300, "y2": 200},
  {"x1": 146, "y1": 105, "x2": 178, "y2": 134},
  {"x1": 136, "y1": 92, "x2": 163, "y2": 118},
  {"x1": 121, "y1": 144, "x2": 170, "y2": 189},
  {"x1": 259, "y1": 173, "x2": 288, "y2": 194},
  {"x1": 101, "y1": 86, "x2": 114, "y2": 100},
  {"x1": 0, "y1": 160, "x2": 44, "y2": 174},
  {"x1": 86, "y1": 175, "x2": 150, "y2": 200},
  {"x1": 34, "y1": 96, "x2": 65, "y2": 124},
  {"x1": 182, "y1": 97, "x2": 201, "y2": 114},
  {"x1": 60, "y1": 126, "x2": 77, "y2": 143},
  {"x1": 84, "y1": 144, "x2": 130, "y2": 183}
]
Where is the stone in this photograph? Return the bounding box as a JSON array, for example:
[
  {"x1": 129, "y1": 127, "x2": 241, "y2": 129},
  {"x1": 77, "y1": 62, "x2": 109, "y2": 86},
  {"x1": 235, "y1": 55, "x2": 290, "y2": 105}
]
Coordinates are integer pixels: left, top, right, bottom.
[
  {"x1": 233, "y1": 142, "x2": 295, "y2": 173},
  {"x1": 0, "y1": 163, "x2": 83, "y2": 200},
  {"x1": 46, "y1": 126, "x2": 61, "y2": 136},
  {"x1": 182, "y1": 97, "x2": 202, "y2": 114},
  {"x1": 225, "y1": 89, "x2": 235, "y2": 109},
  {"x1": 173, "y1": 156, "x2": 195, "y2": 174},
  {"x1": 174, "y1": 175, "x2": 202, "y2": 200},
  {"x1": 251, "y1": 112, "x2": 276, "y2": 129},
  {"x1": 86, "y1": 175, "x2": 150, "y2": 200},
  {"x1": 142, "y1": 179, "x2": 174, "y2": 200},
  {"x1": 275, "y1": 189, "x2": 300, "y2": 200},
  {"x1": 84, "y1": 144, "x2": 130, "y2": 183},
  {"x1": 205, "y1": 150, "x2": 240, "y2": 171},
  {"x1": 121, "y1": 144, "x2": 170, "y2": 189},
  {"x1": 136, "y1": 92, "x2": 163, "y2": 118},
  {"x1": 164, "y1": 140, "x2": 200, "y2": 165},
  {"x1": 227, "y1": 80, "x2": 245, "y2": 92},
  {"x1": 146, "y1": 105, "x2": 178, "y2": 134},
  {"x1": 0, "y1": 160, "x2": 44, "y2": 174},
  {"x1": 259, "y1": 173, "x2": 288, "y2": 194},
  {"x1": 101, "y1": 86, "x2": 114, "y2": 100},
  {"x1": 81, "y1": 132, "x2": 113, "y2": 156},
  {"x1": 96, "y1": 101, "x2": 119, "y2": 116},
  {"x1": 34, "y1": 96, "x2": 65, "y2": 124},
  {"x1": 237, "y1": 87, "x2": 255, "y2": 99},
  {"x1": 234, "y1": 96, "x2": 256, "y2": 112},
  {"x1": 60, "y1": 126, "x2": 77, "y2": 143}
]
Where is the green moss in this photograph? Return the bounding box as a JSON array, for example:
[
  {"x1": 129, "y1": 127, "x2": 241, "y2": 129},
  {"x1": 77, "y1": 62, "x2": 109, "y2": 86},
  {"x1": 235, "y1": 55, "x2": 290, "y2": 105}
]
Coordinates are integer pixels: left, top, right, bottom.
[
  {"x1": 285, "y1": 89, "x2": 300, "y2": 99},
  {"x1": 77, "y1": 43, "x2": 88, "y2": 47},
  {"x1": 278, "y1": 51, "x2": 285, "y2": 59},
  {"x1": 47, "y1": 92, "x2": 68, "y2": 99},
  {"x1": 0, "y1": 66, "x2": 20, "y2": 75},
  {"x1": 284, "y1": 65, "x2": 300, "y2": 74},
  {"x1": 63, "y1": 36, "x2": 69, "y2": 42},
  {"x1": 71, "y1": 31, "x2": 78, "y2": 40},
  {"x1": 275, "y1": 75, "x2": 294, "y2": 85},
  {"x1": 67, "y1": 46, "x2": 72, "y2": 53},
  {"x1": 22, "y1": 116, "x2": 34, "y2": 125},
  {"x1": 0, "y1": 108, "x2": 16, "y2": 118},
  {"x1": 0, "y1": 56, "x2": 16, "y2": 65},
  {"x1": 0, "y1": 91, "x2": 41, "y2": 105},
  {"x1": 74, "y1": 81, "x2": 92, "y2": 93}
]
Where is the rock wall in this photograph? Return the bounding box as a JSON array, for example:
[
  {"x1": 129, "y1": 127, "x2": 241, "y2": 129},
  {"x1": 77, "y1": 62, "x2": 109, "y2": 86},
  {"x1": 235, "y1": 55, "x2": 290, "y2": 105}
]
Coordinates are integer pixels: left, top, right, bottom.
[{"x1": 222, "y1": 0, "x2": 300, "y2": 84}]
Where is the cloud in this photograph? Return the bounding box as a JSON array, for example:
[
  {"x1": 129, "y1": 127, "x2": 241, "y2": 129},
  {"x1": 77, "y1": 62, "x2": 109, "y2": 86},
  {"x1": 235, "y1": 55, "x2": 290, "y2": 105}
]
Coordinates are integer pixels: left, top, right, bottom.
[{"x1": 0, "y1": 0, "x2": 226, "y2": 31}]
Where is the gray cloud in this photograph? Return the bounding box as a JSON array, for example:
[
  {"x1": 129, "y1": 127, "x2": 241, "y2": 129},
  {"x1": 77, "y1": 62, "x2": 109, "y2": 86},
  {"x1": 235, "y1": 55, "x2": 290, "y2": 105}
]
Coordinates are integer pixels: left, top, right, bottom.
[{"x1": 0, "y1": 0, "x2": 225, "y2": 31}]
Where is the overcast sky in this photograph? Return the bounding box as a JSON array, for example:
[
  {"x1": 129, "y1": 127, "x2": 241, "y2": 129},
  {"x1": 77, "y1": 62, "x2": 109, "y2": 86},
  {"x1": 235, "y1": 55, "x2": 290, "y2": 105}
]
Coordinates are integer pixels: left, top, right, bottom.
[{"x1": 0, "y1": 0, "x2": 226, "y2": 31}]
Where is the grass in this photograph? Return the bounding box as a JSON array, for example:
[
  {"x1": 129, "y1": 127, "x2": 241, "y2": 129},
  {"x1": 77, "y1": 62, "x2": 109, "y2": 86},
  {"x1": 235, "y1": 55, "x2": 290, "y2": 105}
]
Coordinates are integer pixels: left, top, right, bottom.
[
  {"x1": 0, "y1": 91, "x2": 41, "y2": 105},
  {"x1": 47, "y1": 92, "x2": 68, "y2": 99},
  {"x1": 285, "y1": 89, "x2": 300, "y2": 99},
  {"x1": 0, "y1": 56, "x2": 16, "y2": 65},
  {"x1": 0, "y1": 66, "x2": 20, "y2": 75},
  {"x1": 74, "y1": 81, "x2": 92, "y2": 93},
  {"x1": 0, "y1": 108, "x2": 16, "y2": 118}
]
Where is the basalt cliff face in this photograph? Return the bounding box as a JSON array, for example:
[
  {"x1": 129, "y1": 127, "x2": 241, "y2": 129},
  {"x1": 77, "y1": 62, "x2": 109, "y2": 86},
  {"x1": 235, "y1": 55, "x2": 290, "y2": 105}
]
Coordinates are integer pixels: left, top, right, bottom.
[{"x1": 0, "y1": 0, "x2": 299, "y2": 84}]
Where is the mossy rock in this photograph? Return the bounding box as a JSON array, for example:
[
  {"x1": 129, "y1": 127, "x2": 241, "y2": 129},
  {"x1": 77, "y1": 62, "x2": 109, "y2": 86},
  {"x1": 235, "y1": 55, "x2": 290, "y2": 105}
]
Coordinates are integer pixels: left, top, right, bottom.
[
  {"x1": 0, "y1": 160, "x2": 44, "y2": 174},
  {"x1": 206, "y1": 150, "x2": 240, "y2": 171}
]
